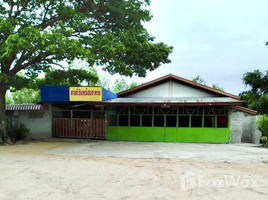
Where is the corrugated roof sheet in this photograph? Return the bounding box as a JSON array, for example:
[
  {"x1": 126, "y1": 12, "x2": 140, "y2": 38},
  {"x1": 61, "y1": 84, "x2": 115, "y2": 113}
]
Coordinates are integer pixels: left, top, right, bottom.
[
  {"x1": 6, "y1": 104, "x2": 48, "y2": 111},
  {"x1": 232, "y1": 106, "x2": 257, "y2": 115},
  {"x1": 103, "y1": 97, "x2": 242, "y2": 105}
]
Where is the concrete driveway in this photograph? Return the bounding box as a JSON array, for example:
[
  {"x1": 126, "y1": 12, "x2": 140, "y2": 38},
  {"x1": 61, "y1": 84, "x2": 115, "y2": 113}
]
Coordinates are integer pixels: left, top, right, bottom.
[
  {"x1": 46, "y1": 141, "x2": 268, "y2": 162},
  {"x1": 1, "y1": 141, "x2": 268, "y2": 200}
]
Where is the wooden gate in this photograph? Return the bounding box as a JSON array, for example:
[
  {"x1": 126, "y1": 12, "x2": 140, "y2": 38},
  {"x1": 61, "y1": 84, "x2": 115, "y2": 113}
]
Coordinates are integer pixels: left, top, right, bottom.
[{"x1": 52, "y1": 110, "x2": 106, "y2": 139}]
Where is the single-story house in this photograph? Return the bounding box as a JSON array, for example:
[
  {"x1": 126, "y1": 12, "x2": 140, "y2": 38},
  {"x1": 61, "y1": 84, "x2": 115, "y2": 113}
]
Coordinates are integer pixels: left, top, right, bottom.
[{"x1": 6, "y1": 74, "x2": 261, "y2": 144}]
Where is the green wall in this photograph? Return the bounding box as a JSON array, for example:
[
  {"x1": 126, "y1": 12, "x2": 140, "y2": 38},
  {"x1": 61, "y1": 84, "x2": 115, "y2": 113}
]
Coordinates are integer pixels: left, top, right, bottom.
[
  {"x1": 106, "y1": 106, "x2": 230, "y2": 144},
  {"x1": 106, "y1": 126, "x2": 230, "y2": 143}
]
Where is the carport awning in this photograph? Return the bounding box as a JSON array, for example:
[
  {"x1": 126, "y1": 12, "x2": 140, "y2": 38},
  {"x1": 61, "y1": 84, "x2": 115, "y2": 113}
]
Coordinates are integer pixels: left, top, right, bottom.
[
  {"x1": 102, "y1": 97, "x2": 242, "y2": 106},
  {"x1": 6, "y1": 104, "x2": 49, "y2": 111}
]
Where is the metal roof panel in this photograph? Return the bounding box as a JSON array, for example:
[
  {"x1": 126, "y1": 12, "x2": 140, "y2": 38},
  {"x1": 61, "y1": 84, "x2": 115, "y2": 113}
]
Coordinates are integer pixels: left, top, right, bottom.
[
  {"x1": 6, "y1": 104, "x2": 48, "y2": 111},
  {"x1": 103, "y1": 97, "x2": 241, "y2": 106}
]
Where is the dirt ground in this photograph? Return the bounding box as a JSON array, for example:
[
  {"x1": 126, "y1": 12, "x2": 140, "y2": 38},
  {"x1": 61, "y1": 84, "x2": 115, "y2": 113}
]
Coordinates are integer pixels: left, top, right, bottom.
[{"x1": 0, "y1": 141, "x2": 268, "y2": 200}]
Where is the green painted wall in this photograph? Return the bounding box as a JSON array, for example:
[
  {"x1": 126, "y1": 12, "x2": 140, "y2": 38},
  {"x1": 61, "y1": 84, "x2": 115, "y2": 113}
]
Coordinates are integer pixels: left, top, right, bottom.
[
  {"x1": 106, "y1": 126, "x2": 230, "y2": 143},
  {"x1": 106, "y1": 106, "x2": 230, "y2": 144}
]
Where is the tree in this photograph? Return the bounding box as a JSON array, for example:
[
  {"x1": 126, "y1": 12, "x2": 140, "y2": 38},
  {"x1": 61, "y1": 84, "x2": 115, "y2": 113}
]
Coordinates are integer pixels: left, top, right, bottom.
[
  {"x1": 239, "y1": 70, "x2": 268, "y2": 114},
  {"x1": 5, "y1": 93, "x2": 13, "y2": 105},
  {"x1": 94, "y1": 73, "x2": 112, "y2": 91},
  {"x1": 0, "y1": 0, "x2": 173, "y2": 141},
  {"x1": 191, "y1": 75, "x2": 225, "y2": 91},
  {"x1": 112, "y1": 78, "x2": 138, "y2": 93},
  {"x1": 33, "y1": 60, "x2": 99, "y2": 88},
  {"x1": 9, "y1": 88, "x2": 40, "y2": 104},
  {"x1": 212, "y1": 83, "x2": 224, "y2": 92},
  {"x1": 192, "y1": 75, "x2": 206, "y2": 85}
]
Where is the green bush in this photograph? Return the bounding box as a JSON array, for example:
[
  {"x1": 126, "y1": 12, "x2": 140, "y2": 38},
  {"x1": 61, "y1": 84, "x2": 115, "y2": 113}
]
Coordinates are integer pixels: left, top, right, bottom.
[
  {"x1": 262, "y1": 137, "x2": 268, "y2": 148},
  {"x1": 256, "y1": 115, "x2": 268, "y2": 146},
  {"x1": 256, "y1": 115, "x2": 268, "y2": 135},
  {"x1": 7, "y1": 123, "x2": 30, "y2": 141}
]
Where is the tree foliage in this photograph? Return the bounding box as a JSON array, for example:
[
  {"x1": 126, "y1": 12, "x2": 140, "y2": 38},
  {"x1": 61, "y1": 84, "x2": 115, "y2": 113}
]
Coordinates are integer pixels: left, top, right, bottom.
[
  {"x1": 239, "y1": 70, "x2": 268, "y2": 114},
  {"x1": 192, "y1": 75, "x2": 206, "y2": 85},
  {"x1": 33, "y1": 61, "x2": 99, "y2": 89},
  {"x1": 5, "y1": 93, "x2": 13, "y2": 105},
  {"x1": 112, "y1": 78, "x2": 138, "y2": 93},
  {"x1": 0, "y1": 0, "x2": 173, "y2": 88},
  {"x1": 9, "y1": 88, "x2": 40, "y2": 104},
  {"x1": 191, "y1": 75, "x2": 225, "y2": 91},
  {"x1": 0, "y1": 0, "x2": 173, "y2": 141},
  {"x1": 212, "y1": 83, "x2": 224, "y2": 91}
]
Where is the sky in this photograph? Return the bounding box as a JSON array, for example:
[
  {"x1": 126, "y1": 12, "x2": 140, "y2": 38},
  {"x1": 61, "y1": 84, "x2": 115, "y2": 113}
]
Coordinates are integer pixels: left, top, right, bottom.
[{"x1": 98, "y1": 0, "x2": 268, "y2": 95}]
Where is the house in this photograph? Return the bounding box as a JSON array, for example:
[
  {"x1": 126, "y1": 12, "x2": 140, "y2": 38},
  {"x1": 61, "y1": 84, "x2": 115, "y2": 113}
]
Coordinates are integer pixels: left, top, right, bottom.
[
  {"x1": 6, "y1": 104, "x2": 52, "y2": 139},
  {"x1": 6, "y1": 74, "x2": 261, "y2": 144},
  {"x1": 103, "y1": 74, "x2": 261, "y2": 144}
]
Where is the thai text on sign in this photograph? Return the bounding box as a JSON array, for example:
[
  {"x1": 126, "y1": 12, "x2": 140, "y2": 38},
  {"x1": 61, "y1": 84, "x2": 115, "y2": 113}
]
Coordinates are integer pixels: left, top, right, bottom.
[{"x1": 69, "y1": 87, "x2": 102, "y2": 101}]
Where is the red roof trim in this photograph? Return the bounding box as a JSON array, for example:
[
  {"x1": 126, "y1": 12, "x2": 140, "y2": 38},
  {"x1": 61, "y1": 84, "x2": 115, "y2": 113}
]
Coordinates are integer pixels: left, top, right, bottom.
[{"x1": 118, "y1": 74, "x2": 238, "y2": 99}]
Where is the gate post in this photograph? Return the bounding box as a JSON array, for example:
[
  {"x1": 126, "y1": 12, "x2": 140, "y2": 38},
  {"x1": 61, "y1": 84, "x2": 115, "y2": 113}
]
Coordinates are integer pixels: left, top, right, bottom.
[
  {"x1": 91, "y1": 109, "x2": 94, "y2": 137},
  {"x1": 71, "y1": 110, "x2": 73, "y2": 136}
]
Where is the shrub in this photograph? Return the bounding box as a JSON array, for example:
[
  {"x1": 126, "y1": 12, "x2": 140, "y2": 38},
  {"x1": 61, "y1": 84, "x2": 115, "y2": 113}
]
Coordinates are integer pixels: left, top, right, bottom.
[
  {"x1": 7, "y1": 123, "x2": 30, "y2": 141},
  {"x1": 262, "y1": 137, "x2": 268, "y2": 148},
  {"x1": 256, "y1": 115, "x2": 268, "y2": 146},
  {"x1": 256, "y1": 115, "x2": 268, "y2": 135}
]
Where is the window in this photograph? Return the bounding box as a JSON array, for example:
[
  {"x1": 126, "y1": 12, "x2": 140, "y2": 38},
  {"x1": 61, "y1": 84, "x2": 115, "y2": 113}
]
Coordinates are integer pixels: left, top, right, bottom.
[
  {"x1": 217, "y1": 116, "x2": 228, "y2": 128},
  {"x1": 118, "y1": 115, "x2": 128, "y2": 126},
  {"x1": 178, "y1": 116, "x2": 189, "y2": 127},
  {"x1": 154, "y1": 116, "x2": 164, "y2": 127},
  {"x1": 130, "y1": 115, "x2": 140, "y2": 126},
  {"x1": 29, "y1": 113, "x2": 43, "y2": 119},
  {"x1": 109, "y1": 115, "x2": 117, "y2": 126},
  {"x1": 191, "y1": 116, "x2": 202, "y2": 127},
  {"x1": 166, "y1": 116, "x2": 177, "y2": 127},
  {"x1": 142, "y1": 115, "x2": 152, "y2": 127},
  {"x1": 204, "y1": 116, "x2": 215, "y2": 127}
]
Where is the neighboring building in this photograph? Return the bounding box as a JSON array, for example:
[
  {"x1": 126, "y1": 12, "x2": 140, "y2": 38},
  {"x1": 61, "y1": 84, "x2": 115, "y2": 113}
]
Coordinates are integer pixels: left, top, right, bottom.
[
  {"x1": 6, "y1": 74, "x2": 261, "y2": 144},
  {"x1": 230, "y1": 106, "x2": 261, "y2": 144},
  {"x1": 6, "y1": 104, "x2": 52, "y2": 139}
]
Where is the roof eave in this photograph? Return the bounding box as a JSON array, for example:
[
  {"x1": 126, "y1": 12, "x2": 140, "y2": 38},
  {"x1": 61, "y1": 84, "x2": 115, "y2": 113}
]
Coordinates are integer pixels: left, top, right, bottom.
[
  {"x1": 101, "y1": 102, "x2": 242, "y2": 106},
  {"x1": 117, "y1": 74, "x2": 238, "y2": 99},
  {"x1": 231, "y1": 105, "x2": 258, "y2": 115}
]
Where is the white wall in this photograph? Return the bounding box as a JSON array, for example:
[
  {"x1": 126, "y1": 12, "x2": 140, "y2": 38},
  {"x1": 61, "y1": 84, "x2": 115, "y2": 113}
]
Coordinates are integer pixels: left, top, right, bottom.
[
  {"x1": 18, "y1": 107, "x2": 52, "y2": 139},
  {"x1": 128, "y1": 82, "x2": 169, "y2": 97},
  {"x1": 172, "y1": 82, "x2": 216, "y2": 97},
  {"x1": 128, "y1": 81, "x2": 217, "y2": 97}
]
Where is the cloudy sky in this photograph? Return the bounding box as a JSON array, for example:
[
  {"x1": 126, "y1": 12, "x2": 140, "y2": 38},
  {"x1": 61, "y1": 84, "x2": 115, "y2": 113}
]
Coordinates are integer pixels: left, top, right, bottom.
[{"x1": 100, "y1": 0, "x2": 268, "y2": 95}]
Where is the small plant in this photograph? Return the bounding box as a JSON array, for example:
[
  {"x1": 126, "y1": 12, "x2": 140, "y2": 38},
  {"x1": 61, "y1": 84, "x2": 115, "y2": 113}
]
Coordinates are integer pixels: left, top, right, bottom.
[
  {"x1": 262, "y1": 137, "x2": 268, "y2": 148},
  {"x1": 7, "y1": 121, "x2": 30, "y2": 141},
  {"x1": 256, "y1": 115, "x2": 268, "y2": 147},
  {"x1": 256, "y1": 115, "x2": 268, "y2": 135}
]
